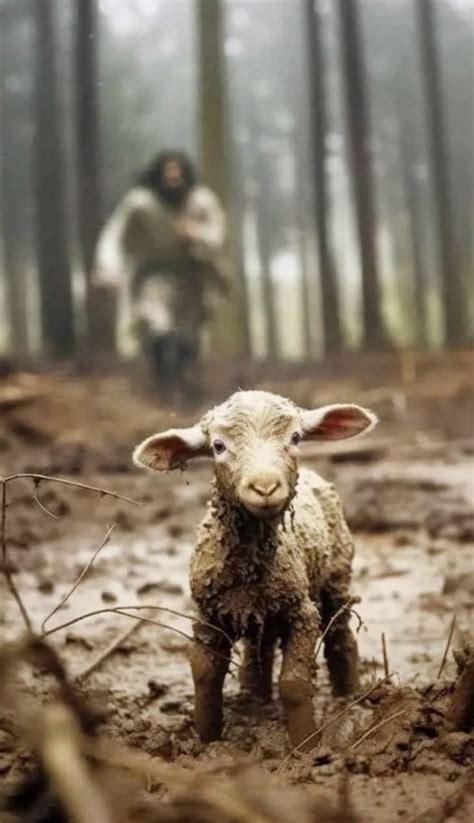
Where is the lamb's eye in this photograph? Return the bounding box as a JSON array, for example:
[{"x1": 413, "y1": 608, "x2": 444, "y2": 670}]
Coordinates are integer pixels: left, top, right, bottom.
[
  {"x1": 213, "y1": 438, "x2": 226, "y2": 455},
  {"x1": 290, "y1": 432, "x2": 301, "y2": 446}
]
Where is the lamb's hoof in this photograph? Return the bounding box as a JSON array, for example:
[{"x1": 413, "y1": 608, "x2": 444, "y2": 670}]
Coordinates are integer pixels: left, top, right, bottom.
[{"x1": 195, "y1": 720, "x2": 223, "y2": 743}]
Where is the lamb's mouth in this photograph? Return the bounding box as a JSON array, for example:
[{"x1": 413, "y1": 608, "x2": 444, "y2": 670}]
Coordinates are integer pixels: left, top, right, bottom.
[{"x1": 241, "y1": 501, "x2": 286, "y2": 519}]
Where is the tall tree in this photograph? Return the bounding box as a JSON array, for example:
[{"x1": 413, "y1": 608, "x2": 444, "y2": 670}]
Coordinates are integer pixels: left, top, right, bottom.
[
  {"x1": 415, "y1": 0, "x2": 466, "y2": 346},
  {"x1": 0, "y1": 0, "x2": 29, "y2": 356},
  {"x1": 337, "y1": 0, "x2": 386, "y2": 348},
  {"x1": 196, "y1": 0, "x2": 250, "y2": 358},
  {"x1": 397, "y1": 108, "x2": 427, "y2": 347},
  {"x1": 32, "y1": 0, "x2": 75, "y2": 359},
  {"x1": 74, "y1": 0, "x2": 115, "y2": 357},
  {"x1": 255, "y1": 149, "x2": 278, "y2": 361},
  {"x1": 305, "y1": 0, "x2": 342, "y2": 353}
]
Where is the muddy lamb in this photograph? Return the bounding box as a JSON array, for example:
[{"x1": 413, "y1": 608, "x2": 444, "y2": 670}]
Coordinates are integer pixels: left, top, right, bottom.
[{"x1": 133, "y1": 390, "x2": 377, "y2": 746}]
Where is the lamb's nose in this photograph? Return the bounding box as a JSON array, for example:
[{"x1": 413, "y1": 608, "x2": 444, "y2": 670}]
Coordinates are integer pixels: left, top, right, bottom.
[{"x1": 249, "y1": 479, "x2": 281, "y2": 498}]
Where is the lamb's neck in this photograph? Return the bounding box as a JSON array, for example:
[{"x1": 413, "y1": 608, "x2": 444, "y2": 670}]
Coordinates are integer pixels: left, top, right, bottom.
[{"x1": 210, "y1": 483, "x2": 281, "y2": 574}]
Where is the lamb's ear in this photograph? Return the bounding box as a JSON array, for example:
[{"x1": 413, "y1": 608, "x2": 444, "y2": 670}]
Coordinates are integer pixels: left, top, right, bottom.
[
  {"x1": 301, "y1": 404, "x2": 378, "y2": 441},
  {"x1": 133, "y1": 426, "x2": 210, "y2": 471}
]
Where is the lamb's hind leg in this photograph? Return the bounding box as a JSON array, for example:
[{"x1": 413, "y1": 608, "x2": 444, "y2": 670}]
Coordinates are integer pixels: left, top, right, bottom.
[
  {"x1": 239, "y1": 630, "x2": 275, "y2": 703},
  {"x1": 190, "y1": 622, "x2": 232, "y2": 742},
  {"x1": 321, "y1": 583, "x2": 359, "y2": 696},
  {"x1": 279, "y1": 601, "x2": 320, "y2": 748}
]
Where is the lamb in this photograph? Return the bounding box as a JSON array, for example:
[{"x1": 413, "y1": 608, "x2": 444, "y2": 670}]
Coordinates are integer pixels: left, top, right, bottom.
[{"x1": 133, "y1": 390, "x2": 377, "y2": 747}]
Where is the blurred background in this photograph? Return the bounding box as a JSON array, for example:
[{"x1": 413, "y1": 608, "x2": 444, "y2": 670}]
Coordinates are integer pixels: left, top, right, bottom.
[{"x1": 0, "y1": 0, "x2": 473, "y2": 372}]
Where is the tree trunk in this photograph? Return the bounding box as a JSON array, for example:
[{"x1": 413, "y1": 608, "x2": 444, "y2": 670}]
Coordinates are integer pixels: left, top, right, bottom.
[
  {"x1": 305, "y1": 0, "x2": 342, "y2": 354},
  {"x1": 196, "y1": 0, "x2": 250, "y2": 358},
  {"x1": 397, "y1": 114, "x2": 427, "y2": 347},
  {"x1": 32, "y1": 0, "x2": 75, "y2": 359},
  {"x1": 74, "y1": 0, "x2": 116, "y2": 359},
  {"x1": 255, "y1": 151, "x2": 278, "y2": 361},
  {"x1": 337, "y1": 0, "x2": 386, "y2": 348},
  {"x1": 415, "y1": 0, "x2": 466, "y2": 347},
  {"x1": 0, "y1": 3, "x2": 29, "y2": 357}
]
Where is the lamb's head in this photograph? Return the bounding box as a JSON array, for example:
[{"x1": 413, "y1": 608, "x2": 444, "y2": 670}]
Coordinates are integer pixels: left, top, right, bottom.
[{"x1": 133, "y1": 390, "x2": 377, "y2": 519}]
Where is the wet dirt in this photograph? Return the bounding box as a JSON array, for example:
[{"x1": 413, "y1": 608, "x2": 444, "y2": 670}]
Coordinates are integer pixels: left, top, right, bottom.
[{"x1": 0, "y1": 362, "x2": 473, "y2": 821}]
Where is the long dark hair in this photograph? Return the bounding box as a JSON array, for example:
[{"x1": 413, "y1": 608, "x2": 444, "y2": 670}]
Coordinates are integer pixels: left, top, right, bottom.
[{"x1": 136, "y1": 150, "x2": 197, "y2": 207}]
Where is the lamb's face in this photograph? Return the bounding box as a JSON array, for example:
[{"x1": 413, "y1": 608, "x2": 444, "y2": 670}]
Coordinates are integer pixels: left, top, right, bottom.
[
  {"x1": 133, "y1": 391, "x2": 378, "y2": 520},
  {"x1": 201, "y1": 392, "x2": 301, "y2": 518}
]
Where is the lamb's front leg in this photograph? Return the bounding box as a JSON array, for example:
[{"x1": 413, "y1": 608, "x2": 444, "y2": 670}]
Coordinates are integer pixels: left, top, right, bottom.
[
  {"x1": 190, "y1": 621, "x2": 232, "y2": 742},
  {"x1": 279, "y1": 600, "x2": 320, "y2": 748}
]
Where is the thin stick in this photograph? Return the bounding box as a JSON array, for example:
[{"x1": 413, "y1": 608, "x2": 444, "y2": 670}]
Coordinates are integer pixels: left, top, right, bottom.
[
  {"x1": 41, "y1": 524, "x2": 116, "y2": 634},
  {"x1": 277, "y1": 675, "x2": 392, "y2": 773},
  {"x1": 437, "y1": 614, "x2": 457, "y2": 679},
  {"x1": 1, "y1": 480, "x2": 33, "y2": 633},
  {"x1": 43, "y1": 602, "x2": 236, "y2": 650},
  {"x1": 42, "y1": 605, "x2": 239, "y2": 671},
  {"x1": 33, "y1": 488, "x2": 59, "y2": 520},
  {"x1": 76, "y1": 619, "x2": 143, "y2": 682},
  {"x1": 314, "y1": 600, "x2": 362, "y2": 662},
  {"x1": 349, "y1": 708, "x2": 408, "y2": 750},
  {"x1": 382, "y1": 632, "x2": 390, "y2": 680},
  {"x1": 2, "y1": 473, "x2": 141, "y2": 507}
]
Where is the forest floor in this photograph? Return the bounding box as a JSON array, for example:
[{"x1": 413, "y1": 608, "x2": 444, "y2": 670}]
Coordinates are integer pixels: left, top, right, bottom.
[{"x1": 0, "y1": 351, "x2": 473, "y2": 822}]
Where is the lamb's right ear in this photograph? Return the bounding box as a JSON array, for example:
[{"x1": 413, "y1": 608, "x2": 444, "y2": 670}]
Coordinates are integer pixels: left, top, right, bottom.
[{"x1": 133, "y1": 426, "x2": 210, "y2": 471}]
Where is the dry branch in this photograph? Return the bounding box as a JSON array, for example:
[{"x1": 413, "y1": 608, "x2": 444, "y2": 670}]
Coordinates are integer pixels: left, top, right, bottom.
[
  {"x1": 33, "y1": 485, "x2": 60, "y2": 519},
  {"x1": 349, "y1": 708, "x2": 408, "y2": 750},
  {"x1": 314, "y1": 599, "x2": 363, "y2": 662},
  {"x1": 437, "y1": 614, "x2": 457, "y2": 679},
  {"x1": 2, "y1": 472, "x2": 142, "y2": 506},
  {"x1": 41, "y1": 523, "x2": 116, "y2": 633},
  {"x1": 76, "y1": 619, "x2": 144, "y2": 682},
  {"x1": 277, "y1": 675, "x2": 393, "y2": 772},
  {"x1": 42, "y1": 604, "x2": 239, "y2": 672},
  {"x1": 382, "y1": 632, "x2": 390, "y2": 680}
]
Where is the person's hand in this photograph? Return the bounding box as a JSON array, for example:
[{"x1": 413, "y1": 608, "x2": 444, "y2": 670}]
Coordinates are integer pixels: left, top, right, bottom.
[
  {"x1": 92, "y1": 269, "x2": 121, "y2": 290},
  {"x1": 174, "y1": 217, "x2": 194, "y2": 243}
]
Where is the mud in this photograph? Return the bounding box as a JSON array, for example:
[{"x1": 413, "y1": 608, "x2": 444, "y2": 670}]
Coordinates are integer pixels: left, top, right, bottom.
[{"x1": 0, "y1": 360, "x2": 473, "y2": 821}]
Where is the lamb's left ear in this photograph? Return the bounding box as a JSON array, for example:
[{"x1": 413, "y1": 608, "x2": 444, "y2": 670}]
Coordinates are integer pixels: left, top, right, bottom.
[
  {"x1": 133, "y1": 425, "x2": 210, "y2": 471},
  {"x1": 301, "y1": 404, "x2": 378, "y2": 441}
]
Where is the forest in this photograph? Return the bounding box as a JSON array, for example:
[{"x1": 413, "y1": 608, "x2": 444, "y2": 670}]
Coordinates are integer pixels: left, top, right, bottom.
[
  {"x1": 0, "y1": 0, "x2": 473, "y2": 361},
  {"x1": 0, "y1": 2, "x2": 473, "y2": 822}
]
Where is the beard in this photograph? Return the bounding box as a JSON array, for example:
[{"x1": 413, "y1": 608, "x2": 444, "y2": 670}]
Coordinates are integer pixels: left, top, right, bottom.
[{"x1": 156, "y1": 181, "x2": 191, "y2": 209}]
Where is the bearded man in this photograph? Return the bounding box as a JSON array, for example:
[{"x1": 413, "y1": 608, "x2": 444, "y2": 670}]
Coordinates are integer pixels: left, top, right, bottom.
[{"x1": 93, "y1": 150, "x2": 228, "y2": 402}]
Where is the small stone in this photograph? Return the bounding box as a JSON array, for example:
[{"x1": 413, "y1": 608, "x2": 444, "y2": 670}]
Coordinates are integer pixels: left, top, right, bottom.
[
  {"x1": 101, "y1": 591, "x2": 118, "y2": 604},
  {"x1": 0, "y1": 730, "x2": 15, "y2": 752},
  {"x1": 38, "y1": 578, "x2": 55, "y2": 594},
  {"x1": 0, "y1": 754, "x2": 12, "y2": 774},
  {"x1": 147, "y1": 680, "x2": 168, "y2": 700}
]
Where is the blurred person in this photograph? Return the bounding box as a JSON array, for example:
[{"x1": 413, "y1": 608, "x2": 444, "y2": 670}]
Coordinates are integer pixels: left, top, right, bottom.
[{"x1": 93, "y1": 150, "x2": 228, "y2": 403}]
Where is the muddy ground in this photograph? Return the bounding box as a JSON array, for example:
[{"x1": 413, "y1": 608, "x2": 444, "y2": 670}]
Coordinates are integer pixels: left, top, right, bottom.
[{"x1": 0, "y1": 352, "x2": 473, "y2": 821}]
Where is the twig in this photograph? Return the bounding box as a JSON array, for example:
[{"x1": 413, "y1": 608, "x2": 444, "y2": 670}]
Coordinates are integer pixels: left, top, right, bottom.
[
  {"x1": 2, "y1": 473, "x2": 141, "y2": 507},
  {"x1": 349, "y1": 708, "x2": 408, "y2": 750},
  {"x1": 43, "y1": 602, "x2": 236, "y2": 650},
  {"x1": 1, "y1": 479, "x2": 33, "y2": 633},
  {"x1": 41, "y1": 524, "x2": 116, "y2": 634},
  {"x1": 42, "y1": 605, "x2": 239, "y2": 671},
  {"x1": 437, "y1": 614, "x2": 457, "y2": 679},
  {"x1": 33, "y1": 487, "x2": 59, "y2": 520},
  {"x1": 382, "y1": 632, "x2": 390, "y2": 680},
  {"x1": 277, "y1": 675, "x2": 392, "y2": 773},
  {"x1": 75, "y1": 619, "x2": 143, "y2": 682},
  {"x1": 314, "y1": 599, "x2": 363, "y2": 662}
]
